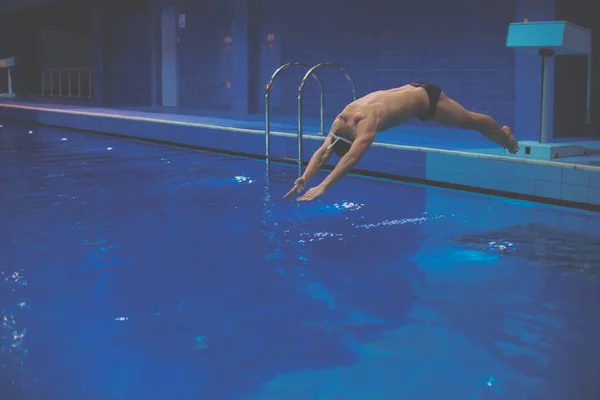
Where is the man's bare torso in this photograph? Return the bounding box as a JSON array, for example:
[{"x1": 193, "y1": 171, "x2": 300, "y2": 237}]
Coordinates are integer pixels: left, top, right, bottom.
[{"x1": 332, "y1": 84, "x2": 430, "y2": 140}]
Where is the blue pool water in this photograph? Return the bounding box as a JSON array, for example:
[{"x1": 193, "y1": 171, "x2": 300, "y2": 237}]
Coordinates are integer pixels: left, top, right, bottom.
[{"x1": 1, "y1": 122, "x2": 599, "y2": 400}]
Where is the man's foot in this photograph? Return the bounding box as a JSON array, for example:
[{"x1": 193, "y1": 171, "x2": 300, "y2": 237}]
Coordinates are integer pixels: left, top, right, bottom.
[
  {"x1": 500, "y1": 126, "x2": 519, "y2": 154},
  {"x1": 485, "y1": 126, "x2": 519, "y2": 154}
]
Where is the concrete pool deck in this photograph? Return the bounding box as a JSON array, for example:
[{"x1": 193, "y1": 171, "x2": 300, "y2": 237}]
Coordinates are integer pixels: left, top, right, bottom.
[{"x1": 1, "y1": 99, "x2": 599, "y2": 210}]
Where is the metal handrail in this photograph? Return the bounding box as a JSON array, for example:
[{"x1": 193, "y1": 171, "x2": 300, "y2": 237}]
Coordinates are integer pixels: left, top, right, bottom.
[
  {"x1": 41, "y1": 68, "x2": 93, "y2": 98},
  {"x1": 297, "y1": 63, "x2": 357, "y2": 175},
  {"x1": 265, "y1": 63, "x2": 325, "y2": 164}
]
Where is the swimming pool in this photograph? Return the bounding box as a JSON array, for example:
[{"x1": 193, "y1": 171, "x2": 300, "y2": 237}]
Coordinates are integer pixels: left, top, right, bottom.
[{"x1": 1, "y1": 122, "x2": 599, "y2": 400}]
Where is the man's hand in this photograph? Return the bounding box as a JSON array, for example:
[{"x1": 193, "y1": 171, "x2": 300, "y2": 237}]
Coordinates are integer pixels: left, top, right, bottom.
[
  {"x1": 297, "y1": 185, "x2": 326, "y2": 202},
  {"x1": 283, "y1": 177, "x2": 307, "y2": 199}
]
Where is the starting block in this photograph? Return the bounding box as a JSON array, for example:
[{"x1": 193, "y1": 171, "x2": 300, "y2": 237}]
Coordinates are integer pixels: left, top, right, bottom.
[
  {"x1": 507, "y1": 21, "x2": 593, "y2": 159},
  {"x1": 0, "y1": 56, "x2": 15, "y2": 98}
]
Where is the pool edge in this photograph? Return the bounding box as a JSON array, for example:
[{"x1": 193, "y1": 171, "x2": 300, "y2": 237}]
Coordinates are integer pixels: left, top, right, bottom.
[{"x1": 1, "y1": 104, "x2": 599, "y2": 212}]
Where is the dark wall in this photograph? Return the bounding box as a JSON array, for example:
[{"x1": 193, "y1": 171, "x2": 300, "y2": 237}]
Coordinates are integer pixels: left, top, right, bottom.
[
  {"x1": 0, "y1": 10, "x2": 28, "y2": 94},
  {"x1": 554, "y1": 0, "x2": 599, "y2": 138},
  {"x1": 0, "y1": 0, "x2": 92, "y2": 95},
  {"x1": 256, "y1": 0, "x2": 517, "y2": 127},
  {"x1": 0, "y1": 0, "x2": 54, "y2": 14},
  {"x1": 0, "y1": 0, "x2": 155, "y2": 104},
  {"x1": 175, "y1": 0, "x2": 234, "y2": 110},
  {"x1": 100, "y1": 0, "x2": 155, "y2": 106},
  {"x1": 95, "y1": 0, "x2": 235, "y2": 109},
  {"x1": 0, "y1": 13, "x2": 19, "y2": 59}
]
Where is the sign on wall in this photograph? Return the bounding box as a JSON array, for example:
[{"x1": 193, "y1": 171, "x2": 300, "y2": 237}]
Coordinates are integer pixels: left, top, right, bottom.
[{"x1": 179, "y1": 14, "x2": 186, "y2": 28}]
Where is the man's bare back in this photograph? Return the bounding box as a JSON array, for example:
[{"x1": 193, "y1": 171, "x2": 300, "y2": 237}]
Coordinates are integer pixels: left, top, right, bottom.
[
  {"x1": 284, "y1": 82, "x2": 519, "y2": 202},
  {"x1": 335, "y1": 84, "x2": 431, "y2": 136}
]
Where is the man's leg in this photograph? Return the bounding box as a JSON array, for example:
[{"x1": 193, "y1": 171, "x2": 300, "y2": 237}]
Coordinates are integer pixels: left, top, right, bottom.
[{"x1": 432, "y1": 92, "x2": 519, "y2": 154}]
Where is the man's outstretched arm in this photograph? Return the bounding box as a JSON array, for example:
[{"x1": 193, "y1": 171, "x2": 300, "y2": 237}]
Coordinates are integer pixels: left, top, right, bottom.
[
  {"x1": 301, "y1": 134, "x2": 335, "y2": 183},
  {"x1": 283, "y1": 134, "x2": 334, "y2": 199},
  {"x1": 297, "y1": 119, "x2": 377, "y2": 201}
]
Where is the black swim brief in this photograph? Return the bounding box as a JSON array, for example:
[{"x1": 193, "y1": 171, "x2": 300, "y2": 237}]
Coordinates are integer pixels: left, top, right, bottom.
[{"x1": 410, "y1": 82, "x2": 442, "y2": 121}]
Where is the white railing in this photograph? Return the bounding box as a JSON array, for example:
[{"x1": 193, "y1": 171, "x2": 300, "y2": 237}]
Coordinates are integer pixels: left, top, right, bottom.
[{"x1": 40, "y1": 68, "x2": 93, "y2": 98}]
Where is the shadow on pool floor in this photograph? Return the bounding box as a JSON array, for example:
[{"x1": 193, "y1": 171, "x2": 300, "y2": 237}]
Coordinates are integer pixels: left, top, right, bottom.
[{"x1": 449, "y1": 223, "x2": 600, "y2": 278}]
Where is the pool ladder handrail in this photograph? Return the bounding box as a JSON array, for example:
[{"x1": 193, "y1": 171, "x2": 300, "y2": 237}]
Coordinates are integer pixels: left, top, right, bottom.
[
  {"x1": 265, "y1": 62, "x2": 325, "y2": 163},
  {"x1": 265, "y1": 63, "x2": 325, "y2": 166},
  {"x1": 297, "y1": 63, "x2": 357, "y2": 176},
  {"x1": 265, "y1": 62, "x2": 358, "y2": 176}
]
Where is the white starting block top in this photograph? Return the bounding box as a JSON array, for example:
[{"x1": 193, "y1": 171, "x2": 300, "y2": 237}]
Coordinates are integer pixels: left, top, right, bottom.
[
  {"x1": 0, "y1": 56, "x2": 15, "y2": 68},
  {"x1": 506, "y1": 21, "x2": 591, "y2": 55},
  {"x1": 506, "y1": 21, "x2": 593, "y2": 146}
]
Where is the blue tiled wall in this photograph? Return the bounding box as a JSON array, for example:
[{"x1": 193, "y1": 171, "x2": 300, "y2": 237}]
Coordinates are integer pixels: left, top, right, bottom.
[
  {"x1": 256, "y1": 0, "x2": 518, "y2": 130},
  {"x1": 514, "y1": 0, "x2": 556, "y2": 142},
  {"x1": 173, "y1": 0, "x2": 234, "y2": 110},
  {"x1": 1, "y1": 0, "x2": 572, "y2": 141}
]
